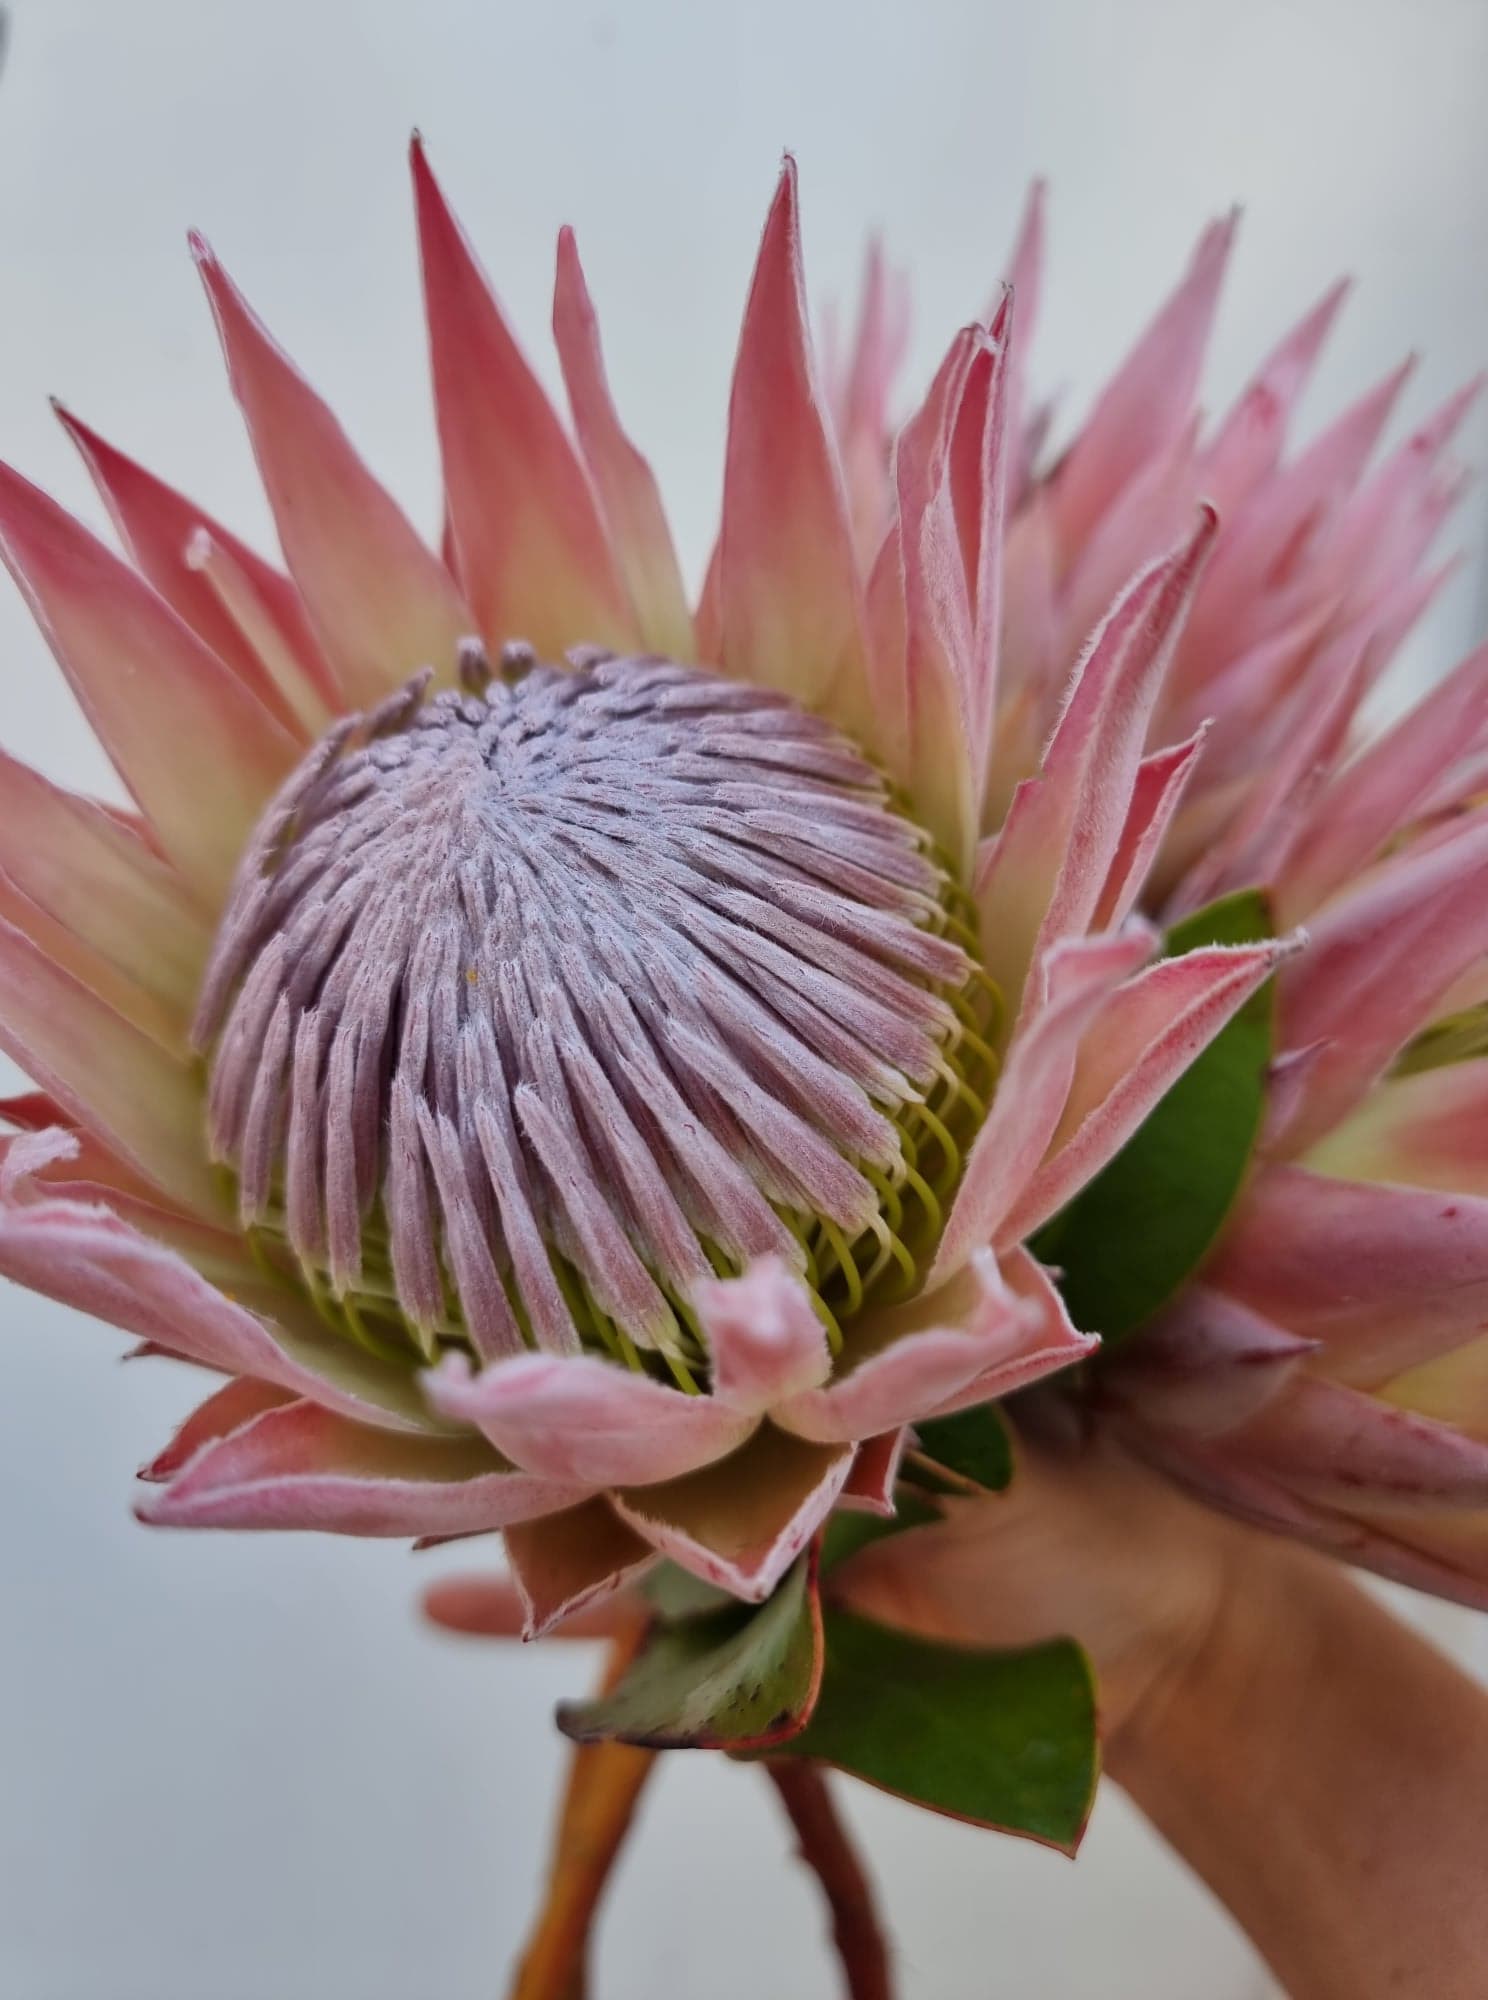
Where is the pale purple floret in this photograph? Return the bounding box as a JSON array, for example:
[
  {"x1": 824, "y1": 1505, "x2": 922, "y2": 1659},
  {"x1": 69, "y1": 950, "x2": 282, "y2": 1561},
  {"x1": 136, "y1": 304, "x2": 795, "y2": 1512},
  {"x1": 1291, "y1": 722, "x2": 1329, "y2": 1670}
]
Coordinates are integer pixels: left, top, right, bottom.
[{"x1": 194, "y1": 649, "x2": 969, "y2": 1363}]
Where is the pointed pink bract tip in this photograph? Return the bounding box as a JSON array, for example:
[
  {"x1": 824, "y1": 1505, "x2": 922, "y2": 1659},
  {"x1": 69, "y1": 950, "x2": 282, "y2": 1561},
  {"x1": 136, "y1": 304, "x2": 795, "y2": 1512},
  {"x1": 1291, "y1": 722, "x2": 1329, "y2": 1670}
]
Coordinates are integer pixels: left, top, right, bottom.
[
  {"x1": 553, "y1": 225, "x2": 589, "y2": 307},
  {"x1": 1192, "y1": 210, "x2": 1240, "y2": 268},
  {"x1": 52, "y1": 406, "x2": 108, "y2": 473}
]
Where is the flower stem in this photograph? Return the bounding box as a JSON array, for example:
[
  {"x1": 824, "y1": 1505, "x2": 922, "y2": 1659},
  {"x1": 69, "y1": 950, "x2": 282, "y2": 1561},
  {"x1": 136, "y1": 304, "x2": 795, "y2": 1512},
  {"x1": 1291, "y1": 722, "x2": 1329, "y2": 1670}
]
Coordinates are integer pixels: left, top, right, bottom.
[
  {"x1": 765, "y1": 1759, "x2": 895, "y2": 2000},
  {"x1": 507, "y1": 1632, "x2": 657, "y2": 2000}
]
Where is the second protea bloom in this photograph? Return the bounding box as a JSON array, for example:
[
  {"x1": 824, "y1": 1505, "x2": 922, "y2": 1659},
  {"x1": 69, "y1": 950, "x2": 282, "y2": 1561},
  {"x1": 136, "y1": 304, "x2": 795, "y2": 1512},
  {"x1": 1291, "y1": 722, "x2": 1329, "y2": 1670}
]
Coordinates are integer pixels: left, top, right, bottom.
[
  {"x1": 1105, "y1": 669, "x2": 1488, "y2": 1608},
  {"x1": 823, "y1": 184, "x2": 1488, "y2": 1607},
  {"x1": 0, "y1": 146, "x2": 1284, "y2": 1632}
]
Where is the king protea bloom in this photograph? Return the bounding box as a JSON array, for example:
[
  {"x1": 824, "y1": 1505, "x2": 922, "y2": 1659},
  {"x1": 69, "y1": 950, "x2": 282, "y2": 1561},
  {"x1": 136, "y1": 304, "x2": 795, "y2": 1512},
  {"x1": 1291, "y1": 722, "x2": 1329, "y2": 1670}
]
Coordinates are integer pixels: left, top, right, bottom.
[
  {"x1": 815, "y1": 186, "x2": 1488, "y2": 1608},
  {"x1": 0, "y1": 144, "x2": 1291, "y2": 1634}
]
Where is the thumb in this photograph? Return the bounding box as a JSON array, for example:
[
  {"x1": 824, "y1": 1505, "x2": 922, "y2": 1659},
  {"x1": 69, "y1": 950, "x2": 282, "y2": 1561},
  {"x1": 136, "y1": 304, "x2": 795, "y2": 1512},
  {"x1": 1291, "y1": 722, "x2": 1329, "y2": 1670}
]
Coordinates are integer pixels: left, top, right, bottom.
[
  {"x1": 828, "y1": 1435, "x2": 1232, "y2": 1704},
  {"x1": 829, "y1": 1480, "x2": 1088, "y2": 1654}
]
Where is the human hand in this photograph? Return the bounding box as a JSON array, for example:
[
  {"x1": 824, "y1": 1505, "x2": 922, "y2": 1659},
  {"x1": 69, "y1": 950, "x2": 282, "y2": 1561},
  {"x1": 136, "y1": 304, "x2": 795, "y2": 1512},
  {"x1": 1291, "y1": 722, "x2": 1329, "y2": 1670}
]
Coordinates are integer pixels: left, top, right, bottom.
[
  {"x1": 827, "y1": 1424, "x2": 1271, "y2": 1762},
  {"x1": 842, "y1": 1428, "x2": 1488, "y2": 2000}
]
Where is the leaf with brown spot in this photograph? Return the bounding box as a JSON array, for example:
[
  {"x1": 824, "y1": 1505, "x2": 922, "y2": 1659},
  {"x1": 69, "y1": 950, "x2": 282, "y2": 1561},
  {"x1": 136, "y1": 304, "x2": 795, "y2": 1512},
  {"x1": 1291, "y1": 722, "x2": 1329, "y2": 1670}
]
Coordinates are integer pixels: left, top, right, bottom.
[{"x1": 556, "y1": 1549, "x2": 822, "y2": 1751}]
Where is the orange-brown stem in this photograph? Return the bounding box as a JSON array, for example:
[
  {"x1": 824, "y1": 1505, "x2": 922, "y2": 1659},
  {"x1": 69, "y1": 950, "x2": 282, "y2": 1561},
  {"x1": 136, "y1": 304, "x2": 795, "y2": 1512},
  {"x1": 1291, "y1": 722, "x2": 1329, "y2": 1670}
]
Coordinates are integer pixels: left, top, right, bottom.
[
  {"x1": 507, "y1": 1629, "x2": 656, "y2": 2000},
  {"x1": 766, "y1": 1759, "x2": 895, "y2": 2000}
]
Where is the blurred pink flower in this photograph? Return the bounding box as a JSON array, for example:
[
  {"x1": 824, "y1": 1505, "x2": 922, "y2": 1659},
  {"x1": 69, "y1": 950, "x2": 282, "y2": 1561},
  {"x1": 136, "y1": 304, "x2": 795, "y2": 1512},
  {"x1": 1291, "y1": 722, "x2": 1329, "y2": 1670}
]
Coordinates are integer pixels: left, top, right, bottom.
[
  {"x1": 825, "y1": 182, "x2": 1488, "y2": 1605},
  {"x1": 1104, "y1": 674, "x2": 1488, "y2": 1607},
  {"x1": 868, "y1": 199, "x2": 1485, "y2": 1607}
]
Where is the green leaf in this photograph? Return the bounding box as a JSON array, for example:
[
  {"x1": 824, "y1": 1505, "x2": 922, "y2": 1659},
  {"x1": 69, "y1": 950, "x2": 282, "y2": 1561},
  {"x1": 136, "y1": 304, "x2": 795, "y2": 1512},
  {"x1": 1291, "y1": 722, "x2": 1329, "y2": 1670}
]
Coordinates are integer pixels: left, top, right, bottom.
[
  {"x1": 785, "y1": 1613, "x2": 1099, "y2": 1852},
  {"x1": 646, "y1": 1488, "x2": 939, "y2": 1618},
  {"x1": 908, "y1": 1404, "x2": 1014, "y2": 1491},
  {"x1": 643, "y1": 1563, "x2": 734, "y2": 1623},
  {"x1": 1032, "y1": 886, "x2": 1276, "y2": 1349},
  {"x1": 588, "y1": 1493, "x2": 941, "y2": 1749},
  {"x1": 557, "y1": 1552, "x2": 822, "y2": 1751}
]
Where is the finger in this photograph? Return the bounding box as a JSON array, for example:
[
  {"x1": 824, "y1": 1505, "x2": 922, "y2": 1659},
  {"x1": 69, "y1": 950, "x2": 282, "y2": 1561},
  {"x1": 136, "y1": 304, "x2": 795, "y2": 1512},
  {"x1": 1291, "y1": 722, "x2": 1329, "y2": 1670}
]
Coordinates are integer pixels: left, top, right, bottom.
[
  {"x1": 422, "y1": 1573, "x2": 643, "y2": 1641},
  {"x1": 828, "y1": 1495, "x2": 1076, "y2": 1653},
  {"x1": 827, "y1": 1438, "x2": 1215, "y2": 1666}
]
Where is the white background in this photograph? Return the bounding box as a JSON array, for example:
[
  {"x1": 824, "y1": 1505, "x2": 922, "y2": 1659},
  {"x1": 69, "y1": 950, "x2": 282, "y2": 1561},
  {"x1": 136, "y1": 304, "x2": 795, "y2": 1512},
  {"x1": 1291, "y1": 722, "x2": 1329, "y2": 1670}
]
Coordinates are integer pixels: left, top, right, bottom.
[{"x1": 0, "y1": 2, "x2": 1485, "y2": 1995}]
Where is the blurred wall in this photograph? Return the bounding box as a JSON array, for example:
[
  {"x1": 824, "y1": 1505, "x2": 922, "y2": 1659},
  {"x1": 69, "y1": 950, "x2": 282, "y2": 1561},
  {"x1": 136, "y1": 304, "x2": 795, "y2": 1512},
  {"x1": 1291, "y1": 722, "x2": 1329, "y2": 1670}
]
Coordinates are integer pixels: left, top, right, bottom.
[{"x1": 0, "y1": 2, "x2": 1484, "y2": 1995}]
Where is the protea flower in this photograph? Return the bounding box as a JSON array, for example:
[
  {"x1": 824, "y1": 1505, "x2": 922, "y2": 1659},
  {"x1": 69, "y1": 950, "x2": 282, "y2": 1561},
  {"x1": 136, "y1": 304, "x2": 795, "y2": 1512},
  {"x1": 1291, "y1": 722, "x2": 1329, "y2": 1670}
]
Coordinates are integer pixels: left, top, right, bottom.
[
  {"x1": 0, "y1": 145, "x2": 1287, "y2": 1635},
  {"x1": 1102, "y1": 655, "x2": 1488, "y2": 1608},
  {"x1": 816, "y1": 186, "x2": 1488, "y2": 1607}
]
